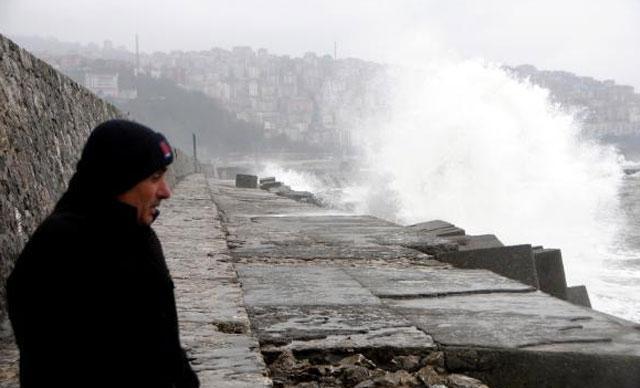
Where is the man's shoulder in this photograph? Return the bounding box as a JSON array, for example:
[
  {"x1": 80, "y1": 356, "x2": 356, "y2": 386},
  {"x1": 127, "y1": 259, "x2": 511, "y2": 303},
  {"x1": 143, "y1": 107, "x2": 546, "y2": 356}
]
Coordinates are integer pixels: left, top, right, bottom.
[
  {"x1": 23, "y1": 211, "x2": 93, "y2": 253},
  {"x1": 11, "y1": 211, "x2": 91, "y2": 283},
  {"x1": 38, "y1": 211, "x2": 88, "y2": 237}
]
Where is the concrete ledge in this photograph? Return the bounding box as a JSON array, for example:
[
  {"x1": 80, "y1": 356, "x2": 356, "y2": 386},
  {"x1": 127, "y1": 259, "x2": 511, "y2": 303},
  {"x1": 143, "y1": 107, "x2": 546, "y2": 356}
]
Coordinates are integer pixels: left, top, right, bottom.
[
  {"x1": 438, "y1": 245, "x2": 540, "y2": 288},
  {"x1": 533, "y1": 248, "x2": 568, "y2": 300},
  {"x1": 235, "y1": 174, "x2": 258, "y2": 188},
  {"x1": 209, "y1": 178, "x2": 640, "y2": 387},
  {"x1": 451, "y1": 234, "x2": 504, "y2": 251},
  {"x1": 567, "y1": 285, "x2": 592, "y2": 308},
  {"x1": 406, "y1": 220, "x2": 466, "y2": 237}
]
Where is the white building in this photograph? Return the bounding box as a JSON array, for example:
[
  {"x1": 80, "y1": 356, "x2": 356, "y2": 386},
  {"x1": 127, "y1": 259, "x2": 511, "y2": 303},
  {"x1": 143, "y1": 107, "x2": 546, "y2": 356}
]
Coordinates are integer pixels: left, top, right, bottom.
[{"x1": 84, "y1": 73, "x2": 119, "y2": 98}]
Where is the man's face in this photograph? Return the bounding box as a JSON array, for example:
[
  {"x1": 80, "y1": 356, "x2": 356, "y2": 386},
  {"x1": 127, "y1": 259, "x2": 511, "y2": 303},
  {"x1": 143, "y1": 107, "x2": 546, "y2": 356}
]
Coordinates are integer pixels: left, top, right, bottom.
[{"x1": 117, "y1": 168, "x2": 171, "y2": 225}]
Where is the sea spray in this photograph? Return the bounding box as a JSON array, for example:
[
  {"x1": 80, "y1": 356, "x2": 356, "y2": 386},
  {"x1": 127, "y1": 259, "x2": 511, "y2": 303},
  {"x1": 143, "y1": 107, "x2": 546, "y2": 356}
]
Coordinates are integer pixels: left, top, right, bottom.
[
  {"x1": 256, "y1": 61, "x2": 634, "y2": 320},
  {"x1": 347, "y1": 59, "x2": 626, "y2": 314},
  {"x1": 258, "y1": 162, "x2": 324, "y2": 193}
]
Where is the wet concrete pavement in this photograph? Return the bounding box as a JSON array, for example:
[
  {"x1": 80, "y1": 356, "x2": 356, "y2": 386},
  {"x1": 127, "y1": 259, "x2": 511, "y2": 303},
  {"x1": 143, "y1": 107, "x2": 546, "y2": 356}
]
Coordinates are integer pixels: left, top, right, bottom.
[
  {"x1": 210, "y1": 177, "x2": 640, "y2": 387},
  {"x1": 153, "y1": 174, "x2": 271, "y2": 387}
]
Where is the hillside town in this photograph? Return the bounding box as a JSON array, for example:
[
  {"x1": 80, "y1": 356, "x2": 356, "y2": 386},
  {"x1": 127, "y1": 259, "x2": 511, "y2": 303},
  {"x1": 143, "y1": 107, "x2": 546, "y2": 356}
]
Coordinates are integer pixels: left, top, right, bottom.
[
  {"x1": 19, "y1": 36, "x2": 640, "y2": 150},
  {"x1": 509, "y1": 64, "x2": 640, "y2": 137},
  {"x1": 28, "y1": 38, "x2": 385, "y2": 151}
]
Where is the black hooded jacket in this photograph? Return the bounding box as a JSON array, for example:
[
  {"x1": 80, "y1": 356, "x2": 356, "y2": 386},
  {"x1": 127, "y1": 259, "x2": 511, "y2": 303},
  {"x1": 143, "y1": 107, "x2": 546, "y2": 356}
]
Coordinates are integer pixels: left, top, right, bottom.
[{"x1": 6, "y1": 172, "x2": 199, "y2": 388}]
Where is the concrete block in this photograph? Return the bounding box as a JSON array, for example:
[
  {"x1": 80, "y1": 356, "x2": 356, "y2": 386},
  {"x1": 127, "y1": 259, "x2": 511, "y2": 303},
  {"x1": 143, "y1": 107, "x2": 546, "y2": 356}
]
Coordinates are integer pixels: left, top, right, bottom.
[
  {"x1": 375, "y1": 230, "x2": 458, "y2": 256},
  {"x1": 259, "y1": 177, "x2": 276, "y2": 184},
  {"x1": 267, "y1": 184, "x2": 291, "y2": 194},
  {"x1": 436, "y1": 227, "x2": 466, "y2": 237},
  {"x1": 282, "y1": 190, "x2": 316, "y2": 202},
  {"x1": 260, "y1": 181, "x2": 282, "y2": 190},
  {"x1": 567, "y1": 285, "x2": 592, "y2": 308},
  {"x1": 406, "y1": 220, "x2": 465, "y2": 237},
  {"x1": 533, "y1": 248, "x2": 568, "y2": 300},
  {"x1": 408, "y1": 220, "x2": 455, "y2": 231},
  {"x1": 235, "y1": 174, "x2": 258, "y2": 188},
  {"x1": 438, "y1": 245, "x2": 539, "y2": 288},
  {"x1": 448, "y1": 234, "x2": 504, "y2": 251}
]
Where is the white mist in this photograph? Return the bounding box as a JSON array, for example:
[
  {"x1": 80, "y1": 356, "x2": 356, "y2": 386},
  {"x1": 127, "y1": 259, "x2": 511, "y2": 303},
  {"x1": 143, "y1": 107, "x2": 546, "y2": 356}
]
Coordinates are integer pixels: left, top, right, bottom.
[{"x1": 348, "y1": 59, "x2": 627, "y2": 316}]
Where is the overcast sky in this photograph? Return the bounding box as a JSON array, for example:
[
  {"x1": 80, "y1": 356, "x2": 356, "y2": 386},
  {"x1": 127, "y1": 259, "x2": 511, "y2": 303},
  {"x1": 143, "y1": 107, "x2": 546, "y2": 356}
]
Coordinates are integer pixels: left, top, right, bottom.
[{"x1": 2, "y1": 0, "x2": 639, "y2": 89}]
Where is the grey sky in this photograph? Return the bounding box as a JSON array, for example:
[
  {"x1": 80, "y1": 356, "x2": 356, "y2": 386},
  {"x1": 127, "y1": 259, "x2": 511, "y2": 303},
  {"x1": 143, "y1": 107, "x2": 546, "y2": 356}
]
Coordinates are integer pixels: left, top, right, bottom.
[{"x1": 2, "y1": 0, "x2": 639, "y2": 89}]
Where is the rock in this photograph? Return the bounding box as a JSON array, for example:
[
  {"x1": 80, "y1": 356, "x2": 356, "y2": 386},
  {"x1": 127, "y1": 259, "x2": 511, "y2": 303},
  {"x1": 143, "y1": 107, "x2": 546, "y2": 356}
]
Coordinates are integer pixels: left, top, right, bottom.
[
  {"x1": 339, "y1": 365, "x2": 372, "y2": 386},
  {"x1": 339, "y1": 354, "x2": 377, "y2": 368},
  {"x1": 446, "y1": 373, "x2": 489, "y2": 388},
  {"x1": 424, "y1": 351, "x2": 445, "y2": 368},
  {"x1": 294, "y1": 382, "x2": 320, "y2": 388},
  {"x1": 417, "y1": 365, "x2": 446, "y2": 386},
  {"x1": 391, "y1": 355, "x2": 421, "y2": 372},
  {"x1": 354, "y1": 380, "x2": 376, "y2": 388},
  {"x1": 270, "y1": 350, "x2": 297, "y2": 371},
  {"x1": 370, "y1": 370, "x2": 419, "y2": 387},
  {"x1": 307, "y1": 365, "x2": 333, "y2": 377}
]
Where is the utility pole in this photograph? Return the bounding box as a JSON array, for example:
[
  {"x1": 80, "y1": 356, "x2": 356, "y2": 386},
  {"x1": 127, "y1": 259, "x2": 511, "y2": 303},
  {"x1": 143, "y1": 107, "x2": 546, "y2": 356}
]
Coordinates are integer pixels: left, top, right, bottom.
[
  {"x1": 334, "y1": 41, "x2": 337, "y2": 60},
  {"x1": 192, "y1": 133, "x2": 198, "y2": 173}
]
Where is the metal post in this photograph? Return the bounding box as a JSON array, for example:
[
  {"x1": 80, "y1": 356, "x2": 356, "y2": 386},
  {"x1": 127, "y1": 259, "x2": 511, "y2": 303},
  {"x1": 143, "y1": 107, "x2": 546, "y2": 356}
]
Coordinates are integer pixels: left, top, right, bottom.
[{"x1": 192, "y1": 133, "x2": 198, "y2": 173}]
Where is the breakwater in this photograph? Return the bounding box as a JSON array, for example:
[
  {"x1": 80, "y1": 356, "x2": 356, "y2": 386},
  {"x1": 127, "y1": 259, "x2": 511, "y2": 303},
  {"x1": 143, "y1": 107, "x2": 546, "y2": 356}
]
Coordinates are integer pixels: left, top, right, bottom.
[{"x1": 209, "y1": 175, "x2": 640, "y2": 387}]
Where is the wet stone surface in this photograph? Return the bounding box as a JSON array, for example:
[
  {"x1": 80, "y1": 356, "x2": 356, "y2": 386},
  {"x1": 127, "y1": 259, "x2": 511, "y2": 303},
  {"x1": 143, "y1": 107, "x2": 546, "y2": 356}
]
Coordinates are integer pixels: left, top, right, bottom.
[
  {"x1": 209, "y1": 177, "x2": 640, "y2": 388},
  {"x1": 248, "y1": 304, "x2": 423, "y2": 346},
  {"x1": 387, "y1": 291, "x2": 640, "y2": 352},
  {"x1": 342, "y1": 266, "x2": 534, "y2": 298},
  {"x1": 154, "y1": 174, "x2": 271, "y2": 387},
  {"x1": 238, "y1": 264, "x2": 380, "y2": 306},
  {"x1": 210, "y1": 182, "x2": 436, "y2": 262},
  {"x1": 0, "y1": 329, "x2": 19, "y2": 388}
]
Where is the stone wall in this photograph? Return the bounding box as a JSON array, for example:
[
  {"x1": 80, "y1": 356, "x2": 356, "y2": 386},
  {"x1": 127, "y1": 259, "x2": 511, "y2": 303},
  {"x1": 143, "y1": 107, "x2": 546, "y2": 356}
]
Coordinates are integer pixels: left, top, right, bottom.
[
  {"x1": 0, "y1": 33, "x2": 120, "y2": 320},
  {"x1": 0, "y1": 34, "x2": 197, "y2": 321}
]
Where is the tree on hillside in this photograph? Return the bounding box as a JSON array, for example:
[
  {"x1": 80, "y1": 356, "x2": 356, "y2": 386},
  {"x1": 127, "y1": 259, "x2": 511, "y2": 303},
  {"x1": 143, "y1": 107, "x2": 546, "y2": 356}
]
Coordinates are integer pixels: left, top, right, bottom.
[{"x1": 116, "y1": 76, "x2": 264, "y2": 157}]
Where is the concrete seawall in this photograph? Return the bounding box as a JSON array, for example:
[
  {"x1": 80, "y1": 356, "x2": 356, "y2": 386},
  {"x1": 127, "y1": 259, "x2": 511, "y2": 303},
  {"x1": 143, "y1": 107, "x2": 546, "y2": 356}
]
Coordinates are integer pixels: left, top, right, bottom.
[{"x1": 210, "y1": 177, "x2": 640, "y2": 387}]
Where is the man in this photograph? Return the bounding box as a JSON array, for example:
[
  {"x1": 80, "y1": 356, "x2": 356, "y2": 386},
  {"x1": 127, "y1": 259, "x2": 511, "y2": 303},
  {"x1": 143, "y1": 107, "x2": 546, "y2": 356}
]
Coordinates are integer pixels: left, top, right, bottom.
[{"x1": 6, "y1": 120, "x2": 199, "y2": 388}]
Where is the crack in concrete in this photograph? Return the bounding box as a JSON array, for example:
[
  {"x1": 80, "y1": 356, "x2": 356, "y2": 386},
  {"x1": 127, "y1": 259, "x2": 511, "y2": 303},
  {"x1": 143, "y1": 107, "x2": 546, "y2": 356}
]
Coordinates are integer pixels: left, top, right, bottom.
[
  {"x1": 378, "y1": 288, "x2": 536, "y2": 299},
  {"x1": 569, "y1": 316, "x2": 594, "y2": 322},
  {"x1": 558, "y1": 325, "x2": 584, "y2": 331},
  {"x1": 516, "y1": 337, "x2": 613, "y2": 348}
]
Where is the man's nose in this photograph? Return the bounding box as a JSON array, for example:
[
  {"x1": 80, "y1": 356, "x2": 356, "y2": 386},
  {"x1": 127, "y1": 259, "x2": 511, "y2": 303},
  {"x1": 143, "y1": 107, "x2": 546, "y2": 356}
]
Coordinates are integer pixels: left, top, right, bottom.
[{"x1": 158, "y1": 178, "x2": 171, "y2": 199}]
